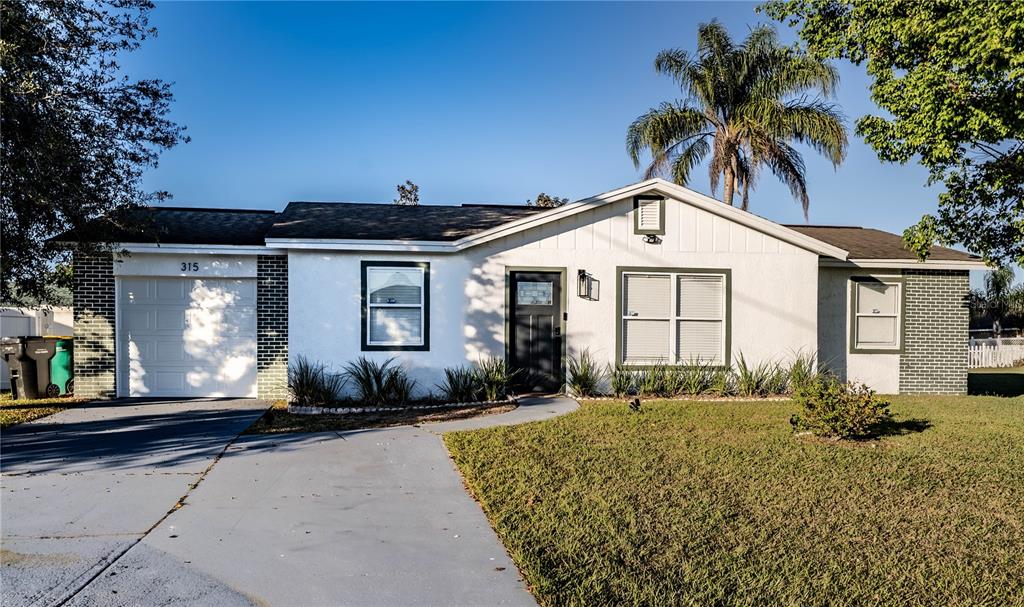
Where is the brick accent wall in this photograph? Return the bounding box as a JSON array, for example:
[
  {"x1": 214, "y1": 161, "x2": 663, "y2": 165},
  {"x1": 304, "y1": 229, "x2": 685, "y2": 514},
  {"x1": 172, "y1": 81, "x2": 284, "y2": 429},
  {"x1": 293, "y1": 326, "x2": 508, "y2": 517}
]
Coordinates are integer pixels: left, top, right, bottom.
[
  {"x1": 899, "y1": 269, "x2": 970, "y2": 394},
  {"x1": 73, "y1": 252, "x2": 117, "y2": 398},
  {"x1": 257, "y1": 255, "x2": 289, "y2": 400}
]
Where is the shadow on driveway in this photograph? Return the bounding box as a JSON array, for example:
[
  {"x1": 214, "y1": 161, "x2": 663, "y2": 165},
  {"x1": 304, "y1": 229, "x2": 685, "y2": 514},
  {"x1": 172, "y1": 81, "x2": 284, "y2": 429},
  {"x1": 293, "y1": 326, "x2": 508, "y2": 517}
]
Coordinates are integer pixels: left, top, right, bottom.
[{"x1": 0, "y1": 399, "x2": 277, "y2": 474}]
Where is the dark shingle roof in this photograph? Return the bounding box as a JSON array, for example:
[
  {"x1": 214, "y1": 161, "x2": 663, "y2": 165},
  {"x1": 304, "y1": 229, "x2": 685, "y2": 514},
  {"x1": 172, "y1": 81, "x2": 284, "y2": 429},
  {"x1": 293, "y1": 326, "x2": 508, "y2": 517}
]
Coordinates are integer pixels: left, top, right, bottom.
[
  {"x1": 785, "y1": 225, "x2": 979, "y2": 261},
  {"x1": 57, "y1": 207, "x2": 278, "y2": 246},
  {"x1": 266, "y1": 202, "x2": 545, "y2": 241}
]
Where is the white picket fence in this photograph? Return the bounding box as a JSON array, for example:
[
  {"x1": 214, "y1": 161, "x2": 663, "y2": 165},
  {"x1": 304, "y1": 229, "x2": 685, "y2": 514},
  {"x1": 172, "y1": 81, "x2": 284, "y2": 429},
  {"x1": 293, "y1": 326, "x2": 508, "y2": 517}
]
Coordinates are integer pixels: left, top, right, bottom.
[{"x1": 968, "y1": 337, "x2": 1024, "y2": 368}]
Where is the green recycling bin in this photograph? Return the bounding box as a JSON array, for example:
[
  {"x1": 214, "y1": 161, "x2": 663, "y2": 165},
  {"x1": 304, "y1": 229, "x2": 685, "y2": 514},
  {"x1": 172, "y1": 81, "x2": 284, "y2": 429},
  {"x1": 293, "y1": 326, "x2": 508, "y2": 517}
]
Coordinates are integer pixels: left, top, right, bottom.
[{"x1": 50, "y1": 337, "x2": 74, "y2": 396}]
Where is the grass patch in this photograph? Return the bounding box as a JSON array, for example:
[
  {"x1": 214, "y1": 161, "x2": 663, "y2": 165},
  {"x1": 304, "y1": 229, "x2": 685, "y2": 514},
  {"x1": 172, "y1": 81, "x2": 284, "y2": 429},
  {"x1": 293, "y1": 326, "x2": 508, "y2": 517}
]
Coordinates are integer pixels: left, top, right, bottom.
[
  {"x1": 445, "y1": 395, "x2": 1024, "y2": 606},
  {"x1": 0, "y1": 391, "x2": 85, "y2": 428},
  {"x1": 245, "y1": 399, "x2": 517, "y2": 434},
  {"x1": 969, "y1": 366, "x2": 1024, "y2": 397}
]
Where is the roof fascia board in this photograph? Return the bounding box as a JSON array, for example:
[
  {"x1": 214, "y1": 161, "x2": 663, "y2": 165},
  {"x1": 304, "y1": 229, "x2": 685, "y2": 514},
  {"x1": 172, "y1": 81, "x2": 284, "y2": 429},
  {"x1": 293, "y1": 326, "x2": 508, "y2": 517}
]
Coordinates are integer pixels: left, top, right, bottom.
[
  {"x1": 820, "y1": 258, "x2": 987, "y2": 270},
  {"x1": 118, "y1": 243, "x2": 285, "y2": 256},
  {"x1": 264, "y1": 238, "x2": 457, "y2": 253},
  {"x1": 452, "y1": 178, "x2": 849, "y2": 259}
]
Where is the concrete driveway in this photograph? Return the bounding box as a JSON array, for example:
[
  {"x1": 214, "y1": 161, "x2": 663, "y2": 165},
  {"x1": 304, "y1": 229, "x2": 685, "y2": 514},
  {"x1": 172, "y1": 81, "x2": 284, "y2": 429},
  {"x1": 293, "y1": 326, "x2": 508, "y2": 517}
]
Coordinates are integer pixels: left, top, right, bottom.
[
  {"x1": 1, "y1": 396, "x2": 576, "y2": 606},
  {"x1": 1, "y1": 398, "x2": 268, "y2": 607}
]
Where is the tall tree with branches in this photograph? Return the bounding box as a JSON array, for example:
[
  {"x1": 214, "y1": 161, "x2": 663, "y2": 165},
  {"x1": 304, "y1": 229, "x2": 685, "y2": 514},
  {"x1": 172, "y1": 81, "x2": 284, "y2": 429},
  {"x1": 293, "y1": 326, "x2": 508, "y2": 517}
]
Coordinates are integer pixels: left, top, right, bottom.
[
  {"x1": 1, "y1": 0, "x2": 187, "y2": 304},
  {"x1": 626, "y1": 21, "x2": 847, "y2": 217}
]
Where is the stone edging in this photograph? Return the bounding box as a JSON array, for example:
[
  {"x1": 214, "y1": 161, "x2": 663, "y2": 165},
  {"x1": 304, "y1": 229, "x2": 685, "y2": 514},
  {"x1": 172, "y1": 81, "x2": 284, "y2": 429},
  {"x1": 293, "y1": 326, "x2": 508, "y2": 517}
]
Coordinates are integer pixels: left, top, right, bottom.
[{"x1": 288, "y1": 397, "x2": 517, "y2": 416}]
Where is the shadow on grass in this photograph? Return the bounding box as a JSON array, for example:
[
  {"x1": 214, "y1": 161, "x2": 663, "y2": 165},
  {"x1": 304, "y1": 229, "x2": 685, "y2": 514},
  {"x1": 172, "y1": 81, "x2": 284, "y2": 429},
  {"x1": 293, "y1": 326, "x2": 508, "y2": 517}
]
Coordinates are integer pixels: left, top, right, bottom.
[
  {"x1": 861, "y1": 418, "x2": 932, "y2": 440},
  {"x1": 968, "y1": 370, "x2": 1024, "y2": 397}
]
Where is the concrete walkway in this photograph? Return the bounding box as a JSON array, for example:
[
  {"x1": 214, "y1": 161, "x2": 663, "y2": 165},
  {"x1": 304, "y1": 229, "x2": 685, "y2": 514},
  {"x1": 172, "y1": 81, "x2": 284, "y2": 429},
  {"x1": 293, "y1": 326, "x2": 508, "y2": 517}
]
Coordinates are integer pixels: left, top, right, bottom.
[
  {"x1": 1, "y1": 398, "x2": 269, "y2": 607},
  {"x1": 6, "y1": 396, "x2": 577, "y2": 606}
]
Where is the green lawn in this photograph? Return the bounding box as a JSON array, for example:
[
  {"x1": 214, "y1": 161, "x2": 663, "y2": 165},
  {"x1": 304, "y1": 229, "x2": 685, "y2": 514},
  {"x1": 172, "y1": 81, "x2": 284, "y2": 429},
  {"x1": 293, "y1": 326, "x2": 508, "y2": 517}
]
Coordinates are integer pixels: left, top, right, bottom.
[
  {"x1": 969, "y1": 366, "x2": 1024, "y2": 397},
  {"x1": 445, "y1": 395, "x2": 1024, "y2": 606}
]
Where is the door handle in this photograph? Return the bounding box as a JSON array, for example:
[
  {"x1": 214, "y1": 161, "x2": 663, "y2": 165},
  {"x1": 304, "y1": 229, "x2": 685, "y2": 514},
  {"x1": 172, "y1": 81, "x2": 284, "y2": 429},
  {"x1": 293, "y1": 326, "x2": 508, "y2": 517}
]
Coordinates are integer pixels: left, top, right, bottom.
[{"x1": 554, "y1": 327, "x2": 562, "y2": 336}]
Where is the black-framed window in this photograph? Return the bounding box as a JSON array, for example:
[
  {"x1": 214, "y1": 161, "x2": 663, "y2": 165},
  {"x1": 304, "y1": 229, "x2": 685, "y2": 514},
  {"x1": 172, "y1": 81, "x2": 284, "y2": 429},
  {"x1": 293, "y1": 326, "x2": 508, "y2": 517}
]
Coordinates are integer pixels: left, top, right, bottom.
[{"x1": 361, "y1": 261, "x2": 430, "y2": 351}]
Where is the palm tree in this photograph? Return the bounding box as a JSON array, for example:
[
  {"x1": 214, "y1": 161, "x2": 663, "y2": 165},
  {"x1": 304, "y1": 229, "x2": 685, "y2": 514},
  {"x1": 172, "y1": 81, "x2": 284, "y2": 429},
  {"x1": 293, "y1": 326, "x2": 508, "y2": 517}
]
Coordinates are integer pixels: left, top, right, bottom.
[
  {"x1": 978, "y1": 265, "x2": 1024, "y2": 335},
  {"x1": 626, "y1": 21, "x2": 848, "y2": 217}
]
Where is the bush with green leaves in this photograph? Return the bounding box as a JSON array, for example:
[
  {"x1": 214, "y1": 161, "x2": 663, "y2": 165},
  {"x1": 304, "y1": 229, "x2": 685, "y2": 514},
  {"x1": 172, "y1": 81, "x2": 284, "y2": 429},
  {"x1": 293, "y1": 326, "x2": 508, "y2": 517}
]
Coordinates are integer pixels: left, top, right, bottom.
[
  {"x1": 566, "y1": 349, "x2": 607, "y2": 397},
  {"x1": 288, "y1": 355, "x2": 347, "y2": 407},
  {"x1": 477, "y1": 357, "x2": 519, "y2": 401},
  {"x1": 343, "y1": 356, "x2": 417, "y2": 407},
  {"x1": 790, "y1": 376, "x2": 892, "y2": 439},
  {"x1": 437, "y1": 365, "x2": 481, "y2": 403}
]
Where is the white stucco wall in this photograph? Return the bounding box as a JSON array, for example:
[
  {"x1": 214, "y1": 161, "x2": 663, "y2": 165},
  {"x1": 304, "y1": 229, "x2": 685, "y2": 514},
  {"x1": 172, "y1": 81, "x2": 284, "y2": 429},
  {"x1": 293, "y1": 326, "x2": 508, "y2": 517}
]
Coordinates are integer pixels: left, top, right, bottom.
[
  {"x1": 817, "y1": 267, "x2": 901, "y2": 393},
  {"x1": 289, "y1": 196, "x2": 822, "y2": 395}
]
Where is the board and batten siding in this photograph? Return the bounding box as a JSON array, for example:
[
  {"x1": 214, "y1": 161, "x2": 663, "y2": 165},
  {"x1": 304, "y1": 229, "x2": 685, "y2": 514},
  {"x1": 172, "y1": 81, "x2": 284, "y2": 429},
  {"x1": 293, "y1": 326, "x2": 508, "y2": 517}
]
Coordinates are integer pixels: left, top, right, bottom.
[{"x1": 288, "y1": 196, "x2": 821, "y2": 394}]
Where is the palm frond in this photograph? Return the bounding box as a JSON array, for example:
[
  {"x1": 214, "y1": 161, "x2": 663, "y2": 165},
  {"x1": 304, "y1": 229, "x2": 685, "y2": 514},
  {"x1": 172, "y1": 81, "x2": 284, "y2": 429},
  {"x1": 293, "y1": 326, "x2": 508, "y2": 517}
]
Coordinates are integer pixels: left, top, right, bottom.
[
  {"x1": 669, "y1": 137, "x2": 711, "y2": 184},
  {"x1": 755, "y1": 139, "x2": 810, "y2": 218},
  {"x1": 626, "y1": 102, "x2": 709, "y2": 169}
]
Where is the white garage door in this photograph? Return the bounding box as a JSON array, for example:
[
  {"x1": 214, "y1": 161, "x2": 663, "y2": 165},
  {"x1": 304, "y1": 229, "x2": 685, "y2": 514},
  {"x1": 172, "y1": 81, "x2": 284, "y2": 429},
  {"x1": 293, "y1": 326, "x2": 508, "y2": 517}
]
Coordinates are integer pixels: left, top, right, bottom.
[{"x1": 118, "y1": 277, "x2": 258, "y2": 398}]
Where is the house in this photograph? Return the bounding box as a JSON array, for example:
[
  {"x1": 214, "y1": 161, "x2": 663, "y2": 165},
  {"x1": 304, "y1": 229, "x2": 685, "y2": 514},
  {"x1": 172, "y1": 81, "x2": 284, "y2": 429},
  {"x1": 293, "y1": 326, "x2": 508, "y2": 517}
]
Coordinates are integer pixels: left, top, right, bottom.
[{"x1": 60, "y1": 179, "x2": 985, "y2": 400}]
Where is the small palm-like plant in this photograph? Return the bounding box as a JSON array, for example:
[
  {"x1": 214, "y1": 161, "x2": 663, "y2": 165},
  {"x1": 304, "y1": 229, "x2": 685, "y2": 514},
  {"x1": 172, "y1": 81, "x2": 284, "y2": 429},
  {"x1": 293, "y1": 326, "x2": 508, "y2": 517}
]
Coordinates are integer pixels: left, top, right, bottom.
[
  {"x1": 437, "y1": 366, "x2": 481, "y2": 403},
  {"x1": 627, "y1": 21, "x2": 847, "y2": 216},
  {"x1": 343, "y1": 356, "x2": 417, "y2": 407},
  {"x1": 609, "y1": 364, "x2": 635, "y2": 397},
  {"x1": 566, "y1": 349, "x2": 607, "y2": 397},
  {"x1": 678, "y1": 359, "x2": 717, "y2": 395},
  {"x1": 477, "y1": 357, "x2": 519, "y2": 401},
  {"x1": 288, "y1": 355, "x2": 347, "y2": 407},
  {"x1": 735, "y1": 353, "x2": 777, "y2": 397}
]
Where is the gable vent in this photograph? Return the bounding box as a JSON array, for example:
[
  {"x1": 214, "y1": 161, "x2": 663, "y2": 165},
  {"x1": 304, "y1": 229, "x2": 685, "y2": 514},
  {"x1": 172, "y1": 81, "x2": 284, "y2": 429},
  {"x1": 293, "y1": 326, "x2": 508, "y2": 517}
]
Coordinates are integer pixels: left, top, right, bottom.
[{"x1": 633, "y1": 196, "x2": 665, "y2": 235}]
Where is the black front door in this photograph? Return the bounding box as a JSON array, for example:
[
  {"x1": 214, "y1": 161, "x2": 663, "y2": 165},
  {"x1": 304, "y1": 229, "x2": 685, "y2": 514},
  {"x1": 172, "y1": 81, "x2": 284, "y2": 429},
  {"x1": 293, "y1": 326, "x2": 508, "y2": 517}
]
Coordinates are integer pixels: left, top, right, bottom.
[{"x1": 509, "y1": 271, "x2": 563, "y2": 393}]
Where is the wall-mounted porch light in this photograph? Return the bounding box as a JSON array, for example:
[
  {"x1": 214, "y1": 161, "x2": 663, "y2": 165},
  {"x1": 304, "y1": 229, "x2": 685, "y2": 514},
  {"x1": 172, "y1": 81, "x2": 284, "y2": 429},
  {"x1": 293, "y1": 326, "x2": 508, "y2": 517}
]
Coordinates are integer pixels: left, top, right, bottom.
[{"x1": 577, "y1": 269, "x2": 600, "y2": 301}]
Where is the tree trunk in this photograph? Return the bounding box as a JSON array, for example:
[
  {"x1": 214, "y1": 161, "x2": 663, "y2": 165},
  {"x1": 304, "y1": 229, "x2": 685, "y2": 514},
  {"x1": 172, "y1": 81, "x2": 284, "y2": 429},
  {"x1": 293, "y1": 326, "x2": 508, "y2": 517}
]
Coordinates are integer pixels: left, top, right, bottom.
[{"x1": 722, "y1": 169, "x2": 735, "y2": 206}]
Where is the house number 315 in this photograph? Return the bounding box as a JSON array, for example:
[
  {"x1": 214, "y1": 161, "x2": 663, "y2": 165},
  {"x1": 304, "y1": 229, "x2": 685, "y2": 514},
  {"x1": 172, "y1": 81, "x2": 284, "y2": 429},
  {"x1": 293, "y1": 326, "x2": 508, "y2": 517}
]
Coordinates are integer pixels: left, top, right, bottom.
[{"x1": 180, "y1": 262, "x2": 199, "y2": 272}]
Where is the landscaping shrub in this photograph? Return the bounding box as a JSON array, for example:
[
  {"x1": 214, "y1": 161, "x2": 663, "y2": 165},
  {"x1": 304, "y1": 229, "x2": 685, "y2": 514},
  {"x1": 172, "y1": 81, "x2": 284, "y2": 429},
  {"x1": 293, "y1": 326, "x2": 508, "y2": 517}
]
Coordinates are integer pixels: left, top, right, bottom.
[
  {"x1": 790, "y1": 376, "x2": 892, "y2": 439},
  {"x1": 676, "y1": 360, "x2": 715, "y2": 395},
  {"x1": 566, "y1": 349, "x2": 606, "y2": 397},
  {"x1": 787, "y1": 349, "x2": 819, "y2": 392},
  {"x1": 437, "y1": 366, "x2": 481, "y2": 403},
  {"x1": 343, "y1": 356, "x2": 418, "y2": 407},
  {"x1": 637, "y1": 364, "x2": 669, "y2": 397},
  {"x1": 609, "y1": 363, "x2": 635, "y2": 397},
  {"x1": 735, "y1": 353, "x2": 778, "y2": 396},
  {"x1": 477, "y1": 356, "x2": 518, "y2": 401},
  {"x1": 288, "y1": 355, "x2": 347, "y2": 407},
  {"x1": 709, "y1": 364, "x2": 734, "y2": 396}
]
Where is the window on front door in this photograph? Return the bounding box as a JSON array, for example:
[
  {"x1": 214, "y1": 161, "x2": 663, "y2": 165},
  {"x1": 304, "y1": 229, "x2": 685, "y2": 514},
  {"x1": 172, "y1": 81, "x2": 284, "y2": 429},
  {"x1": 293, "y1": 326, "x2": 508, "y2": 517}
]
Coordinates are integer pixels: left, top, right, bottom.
[{"x1": 620, "y1": 269, "x2": 728, "y2": 365}]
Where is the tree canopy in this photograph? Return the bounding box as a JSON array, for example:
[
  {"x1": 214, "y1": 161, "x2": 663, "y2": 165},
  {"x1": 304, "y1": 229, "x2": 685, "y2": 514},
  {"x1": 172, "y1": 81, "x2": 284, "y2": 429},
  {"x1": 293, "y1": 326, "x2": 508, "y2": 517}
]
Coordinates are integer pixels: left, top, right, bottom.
[
  {"x1": 761, "y1": 0, "x2": 1024, "y2": 264},
  {"x1": 626, "y1": 21, "x2": 847, "y2": 217},
  {"x1": 1, "y1": 0, "x2": 187, "y2": 304},
  {"x1": 393, "y1": 180, "x2": 420, "y2": 205},
  {"x1": 527, "y1": 193, "x2": 569, "y2": 208}
]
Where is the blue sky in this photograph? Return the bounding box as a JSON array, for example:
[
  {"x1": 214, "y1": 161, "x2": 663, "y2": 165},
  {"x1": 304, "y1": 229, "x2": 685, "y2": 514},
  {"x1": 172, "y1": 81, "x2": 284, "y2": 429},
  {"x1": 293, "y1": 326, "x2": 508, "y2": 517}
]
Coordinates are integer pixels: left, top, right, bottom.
[{"x1": 126, "y1": 2, "x2": 997, "y2": 283}]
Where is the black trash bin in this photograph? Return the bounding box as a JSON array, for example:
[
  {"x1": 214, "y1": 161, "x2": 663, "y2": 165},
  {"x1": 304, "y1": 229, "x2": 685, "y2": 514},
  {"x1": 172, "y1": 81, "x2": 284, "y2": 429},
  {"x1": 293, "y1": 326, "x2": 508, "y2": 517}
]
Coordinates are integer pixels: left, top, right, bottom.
[
  {"x1": 25, "y1": 337, "x2": 59, "y2": 397},
  {"x1": 1, "y1": 337, "x2": 40, "y2": 400}
]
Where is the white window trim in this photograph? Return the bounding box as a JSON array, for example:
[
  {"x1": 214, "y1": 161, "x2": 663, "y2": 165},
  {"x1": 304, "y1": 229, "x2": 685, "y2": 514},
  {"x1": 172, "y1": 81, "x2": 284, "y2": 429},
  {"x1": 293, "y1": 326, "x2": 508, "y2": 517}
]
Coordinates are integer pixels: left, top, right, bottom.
[
  {"x1": 620, "y1": 271, "x2": 727, "y2": 365},
  {"x1": 365, "y1": 265, "x2": 426, "y2": 347},
  {"x1": 850, "y1": 278, "x2": 903, "y2": 353}
]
